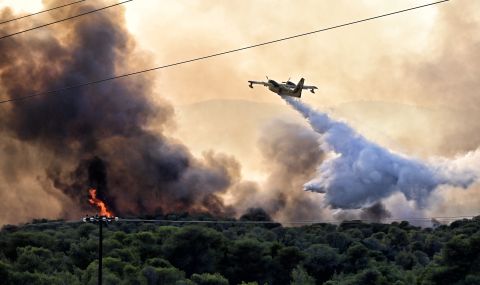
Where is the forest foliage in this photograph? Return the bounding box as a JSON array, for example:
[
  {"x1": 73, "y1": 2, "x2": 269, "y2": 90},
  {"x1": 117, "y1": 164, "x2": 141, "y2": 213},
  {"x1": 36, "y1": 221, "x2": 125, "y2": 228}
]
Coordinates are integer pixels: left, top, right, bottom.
[{"x1": 0, "y1": 210, "x2": 479, "y2": 285}]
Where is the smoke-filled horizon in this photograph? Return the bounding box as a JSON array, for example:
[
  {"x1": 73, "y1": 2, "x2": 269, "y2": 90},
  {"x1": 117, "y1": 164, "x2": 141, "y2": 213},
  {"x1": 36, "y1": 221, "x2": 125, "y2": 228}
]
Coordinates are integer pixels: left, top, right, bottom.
[
  {"x1": 0, "y1": 1, "x2": 245, "y2": 223},
  {"x1": 1, "y1": 1, "x2": 480, "y2": 226},
  {"x1": 284, "y1": 96, "x2": 480, "y2": 210},
  {"x1": 0, "y1": 1, "x2": 334, "y2": 225}
]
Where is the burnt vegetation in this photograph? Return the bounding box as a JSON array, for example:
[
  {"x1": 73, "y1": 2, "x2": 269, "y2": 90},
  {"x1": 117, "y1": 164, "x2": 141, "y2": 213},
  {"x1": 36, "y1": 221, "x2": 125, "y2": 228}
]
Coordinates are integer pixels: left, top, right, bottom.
[{"x1": 0, "y1": 214, "x2": 479, "y2": 285}]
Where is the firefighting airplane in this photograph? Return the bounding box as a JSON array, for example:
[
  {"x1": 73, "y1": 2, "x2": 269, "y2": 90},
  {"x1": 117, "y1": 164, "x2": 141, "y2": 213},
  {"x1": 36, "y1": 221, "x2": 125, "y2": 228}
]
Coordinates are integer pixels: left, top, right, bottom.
[{"x1": 248, "y1": 77, "x2": 318, "y2": 98}]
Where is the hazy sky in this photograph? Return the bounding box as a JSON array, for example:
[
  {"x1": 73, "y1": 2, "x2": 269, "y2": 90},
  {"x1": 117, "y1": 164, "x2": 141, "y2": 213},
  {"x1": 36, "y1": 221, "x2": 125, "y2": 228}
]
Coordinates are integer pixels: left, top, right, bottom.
[
  {"x1": 3, "y1": 0, "x2": 440, "y2": 105},
  {"x1": 1, "y1": 0, "x2": 479, "y2": 223},
  {"x1": 124, "y1": 0, "x2": 438, "y2": 104},
  {"x1": 120, "y1": 0, "x2": 480, "y2": 173}
]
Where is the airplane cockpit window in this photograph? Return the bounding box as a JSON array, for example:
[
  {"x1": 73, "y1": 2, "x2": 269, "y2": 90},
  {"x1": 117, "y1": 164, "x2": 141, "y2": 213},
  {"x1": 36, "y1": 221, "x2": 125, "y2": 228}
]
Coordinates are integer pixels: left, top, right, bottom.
[{"x1": 268, "y1": 80, "x2": 279, "y2": 87}]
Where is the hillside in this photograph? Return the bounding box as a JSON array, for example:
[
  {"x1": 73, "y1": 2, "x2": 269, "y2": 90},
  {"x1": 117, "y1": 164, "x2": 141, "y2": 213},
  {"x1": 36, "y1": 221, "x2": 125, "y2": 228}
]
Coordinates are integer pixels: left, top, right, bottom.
[{"x1": 1, "y1": 212, "x2": 479, "y2": 285}]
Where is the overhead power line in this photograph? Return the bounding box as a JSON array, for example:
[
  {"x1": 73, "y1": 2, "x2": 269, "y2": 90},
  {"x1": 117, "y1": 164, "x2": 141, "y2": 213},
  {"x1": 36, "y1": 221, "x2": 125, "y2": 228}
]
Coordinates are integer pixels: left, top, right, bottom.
[
  {"x1": 15, "y1": 214, "x2": 477, "y2": 228},
  {"x1": 0, "y1": 0, "x2": 86, "y2": 26},
  {"x1": 0, "y1": 0, "x2": 132, "y2": 41},
  {"x1": 118, "y1": 215, "x2": 476, "y2": 225},
  {"x1": 0, "y1": 0, "x2": 448, "y2": 105},
  {"x1": 16, "y1": 220, "x2": 83, "y2": 228}
]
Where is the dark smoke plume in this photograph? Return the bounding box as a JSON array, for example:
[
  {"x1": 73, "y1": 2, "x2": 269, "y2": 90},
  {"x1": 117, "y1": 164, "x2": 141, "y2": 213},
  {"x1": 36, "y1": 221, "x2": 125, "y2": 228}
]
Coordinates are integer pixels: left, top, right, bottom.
[
  {"x1": 0, "y1": 1, "x2": 238, "y2": 219},
  {"x1": 360, "y1": 202, "x2": 391, "y2": 222},
  {"x1": 240, "y1": 208, "x2": 272, "y2": 222}
]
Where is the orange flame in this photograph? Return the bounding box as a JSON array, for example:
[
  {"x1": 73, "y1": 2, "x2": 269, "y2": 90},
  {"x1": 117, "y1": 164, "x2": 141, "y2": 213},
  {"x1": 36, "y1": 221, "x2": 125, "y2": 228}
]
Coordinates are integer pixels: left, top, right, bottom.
[{"x1": 88, "y1": 188, "x2": 114, "y2": 217}]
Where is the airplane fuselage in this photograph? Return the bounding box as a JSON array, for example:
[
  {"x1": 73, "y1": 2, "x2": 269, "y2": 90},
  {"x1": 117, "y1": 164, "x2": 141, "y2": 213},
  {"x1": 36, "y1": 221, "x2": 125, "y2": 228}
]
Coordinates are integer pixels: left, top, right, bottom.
[
  {"x1": 267, "y1": 80, "x2": 301, "y2": 97},
  {"x1": 248, "y1": 77, "x2": 314, "y2": 98},
  {"x1": 271, "y1": 87, "x2": 301, "y2": 97}
]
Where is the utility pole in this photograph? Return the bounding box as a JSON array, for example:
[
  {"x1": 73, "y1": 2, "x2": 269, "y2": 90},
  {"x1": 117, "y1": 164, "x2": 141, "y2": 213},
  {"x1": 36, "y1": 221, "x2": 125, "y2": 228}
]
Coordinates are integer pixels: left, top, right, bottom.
[
  {"x1": 98, "y1": 219, "x2": 103, "y2": 285},
  {"x1": 83, "y1": 215, "x2": 118, "y2": 285}
]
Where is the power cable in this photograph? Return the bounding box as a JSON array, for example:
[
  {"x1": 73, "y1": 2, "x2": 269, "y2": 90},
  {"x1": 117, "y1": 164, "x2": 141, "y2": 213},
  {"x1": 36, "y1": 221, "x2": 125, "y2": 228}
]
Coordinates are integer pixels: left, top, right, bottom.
[
  {"x1": 0, "y1": 0, "x2": 86, "y2": 26},
  {"x1": 14, "y1": 220, "x2": 83, "y2": 228},
  {"x1": 0, "y1": 0, "x2": 132, "y2": 41},
  {"x1": 118, "y1": 215, "x2": 477, "y2": 225},
  {"x1": 0, "y1": 0, "x2": 448, "y2": 105},
  {"x1": 6, "y1": 214, "x2": 477, "y2": 228}
]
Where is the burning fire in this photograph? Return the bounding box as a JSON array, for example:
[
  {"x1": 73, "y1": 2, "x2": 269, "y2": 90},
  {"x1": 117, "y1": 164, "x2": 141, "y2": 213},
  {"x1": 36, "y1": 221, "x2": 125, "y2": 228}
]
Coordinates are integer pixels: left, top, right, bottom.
[{"x1": 88, "y1": 188, "x2": 114, "y2": 217}]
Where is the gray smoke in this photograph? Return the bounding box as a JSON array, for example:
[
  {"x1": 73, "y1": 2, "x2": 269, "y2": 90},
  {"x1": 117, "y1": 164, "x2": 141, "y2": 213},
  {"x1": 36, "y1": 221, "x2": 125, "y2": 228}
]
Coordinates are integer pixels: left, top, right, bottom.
[
  {"x1": 0, "y1": 1, "x2": 239, "y2": 220},
  {"x1": 231, "y1": 120, "x2": 328, "y2": 221},
  {"x1": 360, "y1": 202, "x2": 391, "y2": 222}
]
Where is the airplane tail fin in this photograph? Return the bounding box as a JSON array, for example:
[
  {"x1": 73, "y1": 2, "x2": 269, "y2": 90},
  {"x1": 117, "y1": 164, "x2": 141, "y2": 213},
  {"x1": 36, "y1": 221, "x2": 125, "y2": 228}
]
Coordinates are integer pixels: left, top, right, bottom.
[{"x1": 292, "y1": 78, "x2": 305, "y2": 97}]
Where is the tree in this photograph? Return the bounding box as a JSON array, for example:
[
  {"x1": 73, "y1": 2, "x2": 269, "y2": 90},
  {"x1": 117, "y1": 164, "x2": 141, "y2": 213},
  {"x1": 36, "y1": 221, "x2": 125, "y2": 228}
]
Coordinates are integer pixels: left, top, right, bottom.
[
  {"x1": 353, "y1": 269, "x2": 388, "y2": 285},
  {"x1": 0, "y1": 260, "x2": 13, "y2": 284},
  {"x1": 291, "y1": 265, "x2": 315, "y2": 285},
  {"x1": 421, "y1": 233, "x2": 480, "y2": 284},
  {"x1": 303, "y1": 244, "x2": 340, "y2": 283},
  {"x1": 162, "y1": 226, "x2": 226, "y2": 275},
  {"x1": 387, "y1": 227, "x2": 409, "y2": 249},
  {"x1": 141, "y1": 265, "x2": 186, "y2": 285},
  {"x1": 132, "y1": 231, "x2": 161, "y2": 261},
  {"x1": 272, "y1": 246, "x2": 305, "y2": 284},
  {"x1": 190, "y1": 272, "x2": 229, "y2": 285},
  {"x1": 15, "y1": 246, "x2": 53, "y2": 273},
  {"x1": 103, "y1": 257, "x2": 125, "y2": 277},
  {"x1": 345, "y1": 242, "x2": 369, "y2": 272},
  {"x1": 121, "y1": 264, "x2": 144, "y2": 285},
  {"x1": 395, "y1": 251, "x2": 416, "y2": 270},
  {"x1": 224, "y1": 238, "x2": 272, "y2": 284},
  {"x1": 1, "y1": 215, "x2": 480, "y2": 285},
  {"x1": 326, "y1": 232, "x2": 352, "y2": 253},
  {"x1": 68, "y1": 238, "x2": 98, "y2": 269}
]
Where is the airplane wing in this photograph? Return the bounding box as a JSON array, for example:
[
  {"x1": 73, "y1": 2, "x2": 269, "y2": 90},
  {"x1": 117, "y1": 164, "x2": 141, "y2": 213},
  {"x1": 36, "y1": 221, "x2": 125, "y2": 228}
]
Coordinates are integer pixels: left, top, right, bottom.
[
  {"x1": 302, "y1": 85, "x2": 318, "y2": 94},
  {"x1": 248, "y1": 80, "x2": 268, "y2": 88}
]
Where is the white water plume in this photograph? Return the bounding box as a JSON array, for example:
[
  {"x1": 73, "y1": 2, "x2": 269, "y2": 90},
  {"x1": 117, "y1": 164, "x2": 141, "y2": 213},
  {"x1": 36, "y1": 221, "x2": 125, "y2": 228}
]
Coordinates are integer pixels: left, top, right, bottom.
[{"x1": 284, "y1": 97, "x2": 479, "y2": 209}]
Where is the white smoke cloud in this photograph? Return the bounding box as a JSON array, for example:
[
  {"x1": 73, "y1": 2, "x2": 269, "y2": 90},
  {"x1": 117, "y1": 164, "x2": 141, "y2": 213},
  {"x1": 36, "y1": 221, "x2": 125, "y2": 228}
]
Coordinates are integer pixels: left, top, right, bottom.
[{"x1": 284, "y1": 97, "x2": 480, "y2": 209}]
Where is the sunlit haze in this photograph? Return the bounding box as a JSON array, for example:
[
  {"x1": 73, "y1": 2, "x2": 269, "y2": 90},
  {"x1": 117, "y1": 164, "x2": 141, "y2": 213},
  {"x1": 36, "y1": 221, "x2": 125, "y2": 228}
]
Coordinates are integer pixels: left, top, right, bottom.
[{"x1": 0, "y1": 0, "x2": 478, "y2": 226}]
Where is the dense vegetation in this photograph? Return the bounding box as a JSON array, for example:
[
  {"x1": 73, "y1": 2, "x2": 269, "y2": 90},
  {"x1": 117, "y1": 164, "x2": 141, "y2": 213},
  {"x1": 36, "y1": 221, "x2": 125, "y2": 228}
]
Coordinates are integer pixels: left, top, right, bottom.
[{"x1": 0, "y1": 210, "x2": 479, "y2": 285}]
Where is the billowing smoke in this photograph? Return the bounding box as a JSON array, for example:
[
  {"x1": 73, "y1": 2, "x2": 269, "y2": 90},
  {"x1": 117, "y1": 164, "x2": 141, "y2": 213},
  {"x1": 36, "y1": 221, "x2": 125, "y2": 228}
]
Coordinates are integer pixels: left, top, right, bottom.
[
  {"x1": 0, "y1": 1, "x2": 239, "y2": 221},
  {"x1": 360, "y1": 202, "x2": 391, "y2": 222},
  {"x1": 3, "y1": 1, "x2": 479, "y2": 225},
  {"x1": 230, "y1": 120, "x2": 329, "y2": 221},
  {"x1": 284, "y1": 97, "x2": 480, "y2": 209}
]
